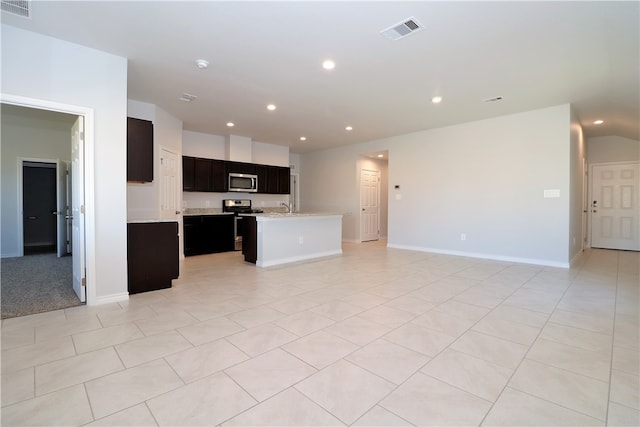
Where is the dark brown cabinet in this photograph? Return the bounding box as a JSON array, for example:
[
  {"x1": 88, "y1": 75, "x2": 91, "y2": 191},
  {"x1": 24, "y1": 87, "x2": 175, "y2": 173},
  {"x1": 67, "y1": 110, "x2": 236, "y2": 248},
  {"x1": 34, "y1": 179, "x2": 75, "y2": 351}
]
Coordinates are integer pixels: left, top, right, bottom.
[
  {"x1": 228, "y1": 161, "x2": 256, "y2": 175},
  {"x1": 194, "y1": 158, "x2": 211, "y2": 191},
  {"x1": 242, "y1": 216, "x2": 258, "y2": 263},
  {"x1": 266, "y1": 166, "x2": 290, "y2": 194},
  {"x1": 127, "y1": 117, "x2": 154, "y2": 182},
  {"x1": 210, "y1": 159, "x2": 227, "y2": 192},
  {"x1": 184, "y1": 214, "x2": 235, "y2": 256},
  {"x1": 182, "y1": 156, "x2": 195, "y2": 190},
  {"x1": 182, "y1": 156, "x2": 289, "y2": 194},
  {"x1": 127, "y1": 222, "x2": 179, "y2": 294}
]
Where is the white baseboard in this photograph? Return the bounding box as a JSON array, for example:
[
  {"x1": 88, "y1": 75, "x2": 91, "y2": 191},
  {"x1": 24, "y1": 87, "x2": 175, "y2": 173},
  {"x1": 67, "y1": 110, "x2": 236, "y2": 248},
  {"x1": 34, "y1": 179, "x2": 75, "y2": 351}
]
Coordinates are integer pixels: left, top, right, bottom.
[
  {"x1": 386, "y1": 243, "x2": 570, "y2": 269},
  {"x1": 257, "y1": 250, "x2": 343, "y2": 268},
  {"x1": 90, "y1": 292, "x2": 129, "y2": 306}
]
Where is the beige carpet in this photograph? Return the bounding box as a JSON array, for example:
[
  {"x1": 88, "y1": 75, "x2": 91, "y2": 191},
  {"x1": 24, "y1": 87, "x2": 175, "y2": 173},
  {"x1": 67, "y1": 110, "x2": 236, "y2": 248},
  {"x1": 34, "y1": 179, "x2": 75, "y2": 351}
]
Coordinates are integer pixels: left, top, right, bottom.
[{"x1": 1, "y1": 253, "x2": 81, "y2": 319}]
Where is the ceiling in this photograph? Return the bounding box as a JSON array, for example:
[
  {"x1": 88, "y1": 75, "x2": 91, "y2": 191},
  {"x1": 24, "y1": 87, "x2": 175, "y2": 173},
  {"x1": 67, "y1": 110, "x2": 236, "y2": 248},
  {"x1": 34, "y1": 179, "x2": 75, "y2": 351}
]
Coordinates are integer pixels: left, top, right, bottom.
[{"x1": 2, "y1": 1, "x2": 638, "y2": 154}]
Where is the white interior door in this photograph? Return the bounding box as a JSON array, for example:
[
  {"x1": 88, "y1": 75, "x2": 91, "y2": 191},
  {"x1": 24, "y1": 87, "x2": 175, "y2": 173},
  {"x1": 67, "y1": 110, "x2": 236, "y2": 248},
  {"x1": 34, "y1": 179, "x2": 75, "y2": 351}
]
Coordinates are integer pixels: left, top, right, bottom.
[
  {"x1": 71, "y1": 116, "x2": 86, "y2": 302},
  {"x1": 591, "y1": 163, "x2": 640, "y2": 251},
  {"x1": 361, "y1": 169, "x2": 380, "y2": 242},
  {"x1": 55, "y1": 160, "x2": 69, "y2": 257},
  {"x1": 160, "y1": 148, "x2": 180, "y2": 220}
]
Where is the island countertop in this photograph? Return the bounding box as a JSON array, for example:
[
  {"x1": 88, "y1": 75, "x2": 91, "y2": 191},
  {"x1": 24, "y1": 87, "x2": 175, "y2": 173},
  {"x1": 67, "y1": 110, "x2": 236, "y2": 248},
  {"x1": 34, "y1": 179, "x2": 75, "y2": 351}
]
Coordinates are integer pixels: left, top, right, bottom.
[{"x1": 240, "y1": 212, "x2": 342, "y2": 221}]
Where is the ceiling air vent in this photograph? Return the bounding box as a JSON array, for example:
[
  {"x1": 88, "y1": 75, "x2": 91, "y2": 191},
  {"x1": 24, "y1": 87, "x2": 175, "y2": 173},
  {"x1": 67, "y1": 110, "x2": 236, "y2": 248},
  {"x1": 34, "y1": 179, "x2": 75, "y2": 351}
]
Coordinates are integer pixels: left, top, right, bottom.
[
  {"x1": 483, "y1": 96, "x2": 504, "y2": 103},
  {"x1": 1, "y1": 0, "x2": 31, "y2": 18},
  {"x1": 380, "y1": 17, "x2": 424, "y2": 41}
]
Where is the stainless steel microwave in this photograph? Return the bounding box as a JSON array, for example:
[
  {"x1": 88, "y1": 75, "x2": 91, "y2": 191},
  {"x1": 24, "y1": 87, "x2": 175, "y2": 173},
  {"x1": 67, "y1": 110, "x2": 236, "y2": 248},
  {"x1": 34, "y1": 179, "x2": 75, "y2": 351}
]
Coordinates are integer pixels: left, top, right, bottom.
[{"x1": 229, "y1": 173, "x2": 258, "y2": 192}]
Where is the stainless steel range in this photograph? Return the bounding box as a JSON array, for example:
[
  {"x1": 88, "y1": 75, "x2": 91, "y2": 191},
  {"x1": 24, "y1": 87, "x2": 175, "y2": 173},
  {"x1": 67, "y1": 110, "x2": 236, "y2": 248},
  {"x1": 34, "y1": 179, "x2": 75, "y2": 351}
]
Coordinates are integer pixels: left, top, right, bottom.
[{"x1": 222, "y1": 199, "x2": 263, "y2": 251}]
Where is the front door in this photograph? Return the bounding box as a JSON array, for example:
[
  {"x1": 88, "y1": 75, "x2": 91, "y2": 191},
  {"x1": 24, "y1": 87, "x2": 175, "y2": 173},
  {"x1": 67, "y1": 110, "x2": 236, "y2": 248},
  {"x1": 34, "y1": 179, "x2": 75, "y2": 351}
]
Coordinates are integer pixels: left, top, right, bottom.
[
  {"x1": 591, "y1": 162, "x2": 639, "y2": 251},
  {"x1": 361, "y1": 169, "x2": 380, "y2": 242}
]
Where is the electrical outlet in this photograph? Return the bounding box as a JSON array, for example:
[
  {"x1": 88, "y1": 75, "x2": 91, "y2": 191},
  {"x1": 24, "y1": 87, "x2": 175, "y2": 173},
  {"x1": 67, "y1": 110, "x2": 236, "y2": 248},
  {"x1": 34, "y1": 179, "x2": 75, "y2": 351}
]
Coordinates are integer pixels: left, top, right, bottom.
[{"x1": 460, "y1": 233, "x2": 466, "y2": 241}]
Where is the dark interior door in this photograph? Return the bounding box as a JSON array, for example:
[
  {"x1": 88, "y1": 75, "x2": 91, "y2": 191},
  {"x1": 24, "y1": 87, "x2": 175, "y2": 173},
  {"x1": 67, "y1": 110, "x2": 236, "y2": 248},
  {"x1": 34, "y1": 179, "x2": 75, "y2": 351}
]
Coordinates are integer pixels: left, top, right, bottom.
[{"x1": 23, "y1": 164, "x2": 57, "y2": 254}]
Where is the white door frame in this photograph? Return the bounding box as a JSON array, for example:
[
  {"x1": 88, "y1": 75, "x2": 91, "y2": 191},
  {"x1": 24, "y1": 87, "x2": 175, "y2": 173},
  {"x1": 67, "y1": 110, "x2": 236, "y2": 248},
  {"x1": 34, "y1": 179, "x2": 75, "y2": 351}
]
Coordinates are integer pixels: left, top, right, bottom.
[
  {"x1": 2, "y1": 93, "x2": 97, "y2": 305},
  {"x1": 588, "y1": 160, "x2": 640, "y2": 249},
  {"x1": 16, "y1": 157, "x2": 59, "y2": 257},
  {"x1": 290, "y1": 172, "x2": 300, "y2": 212}
]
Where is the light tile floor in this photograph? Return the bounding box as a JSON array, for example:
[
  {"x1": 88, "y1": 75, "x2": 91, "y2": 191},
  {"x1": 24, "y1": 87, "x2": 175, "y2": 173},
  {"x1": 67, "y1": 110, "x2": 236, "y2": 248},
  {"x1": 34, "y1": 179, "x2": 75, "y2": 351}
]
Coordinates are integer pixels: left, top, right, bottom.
[{"x1": 2, "y1": 242, "x2": 638, "y2": 426}]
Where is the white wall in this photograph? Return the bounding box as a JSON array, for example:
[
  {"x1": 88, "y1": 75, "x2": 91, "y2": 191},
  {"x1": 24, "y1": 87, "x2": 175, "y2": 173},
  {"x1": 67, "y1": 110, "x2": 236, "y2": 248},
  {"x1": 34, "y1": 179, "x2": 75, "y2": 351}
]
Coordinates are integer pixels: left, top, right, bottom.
[
  {"x1": 587, "y1": 135, "x2": 639, "y2": 164},
  {"x1": 127, "y1": 100, "x2": 183, "y2": 221},
  {"x1": 301, "y1": 104, "x2": 573, "y2": 266},
  {"x1": 2, "y1": 25, "x2": 128, "y2": 303},
  {"x1": 1, "y1": 106, "x2": 76, "y2": 257}
]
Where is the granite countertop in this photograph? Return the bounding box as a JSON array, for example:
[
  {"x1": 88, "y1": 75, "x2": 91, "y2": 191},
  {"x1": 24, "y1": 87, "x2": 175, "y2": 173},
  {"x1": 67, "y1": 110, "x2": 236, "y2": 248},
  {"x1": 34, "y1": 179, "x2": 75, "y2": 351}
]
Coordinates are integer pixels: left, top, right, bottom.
[
  {"x1": 127, "y1": 219, "x2": 180, "y2": 224},
  {"x1": 183, "y1": 208, "x2": 231, "y2": 216}
]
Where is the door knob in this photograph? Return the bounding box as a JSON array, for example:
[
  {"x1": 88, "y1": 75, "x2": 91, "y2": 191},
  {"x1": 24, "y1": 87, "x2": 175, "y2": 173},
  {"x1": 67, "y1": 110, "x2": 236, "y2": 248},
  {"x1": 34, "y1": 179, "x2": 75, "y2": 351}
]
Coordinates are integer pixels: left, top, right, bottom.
[{"x1": 592, "y1": 210, "x2": 597, "y2": 213}]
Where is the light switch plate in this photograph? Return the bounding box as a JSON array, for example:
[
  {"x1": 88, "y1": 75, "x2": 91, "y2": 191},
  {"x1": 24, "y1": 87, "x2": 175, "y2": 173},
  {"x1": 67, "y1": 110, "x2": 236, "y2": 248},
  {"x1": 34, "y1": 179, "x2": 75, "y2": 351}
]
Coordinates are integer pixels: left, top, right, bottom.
[{"x1": 544, "y1": 189, "x2": 560, "y2": 198}]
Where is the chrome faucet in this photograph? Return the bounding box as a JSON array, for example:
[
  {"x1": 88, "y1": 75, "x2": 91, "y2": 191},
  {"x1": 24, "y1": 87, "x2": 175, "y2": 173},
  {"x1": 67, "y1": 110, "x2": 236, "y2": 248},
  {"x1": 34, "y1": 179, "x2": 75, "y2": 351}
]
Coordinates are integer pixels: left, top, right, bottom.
[{"x1": 280, "y1": 202, "x2": 291, "y2": 213}]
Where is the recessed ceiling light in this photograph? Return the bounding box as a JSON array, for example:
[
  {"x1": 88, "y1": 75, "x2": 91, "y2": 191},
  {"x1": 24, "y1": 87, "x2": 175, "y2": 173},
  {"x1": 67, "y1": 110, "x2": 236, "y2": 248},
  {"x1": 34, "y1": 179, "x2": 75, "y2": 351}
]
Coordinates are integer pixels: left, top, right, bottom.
[
  {"x1": 226, "y1": 122, "x2": 235, "y2": 127},
  {"x1": 195, "y1": 59, "x2": 209, "y2": 69},
  {"x1": 267, "y1": 104, "x2": 277, "y2": 111},
  {"x1": 432, "y1": 96, "x2": 442, "y2": 104},
  {"x1": 377, "y1": 154, "x2": 384, "y2": 158},
  {"x1": 322, "y1": 60, "x2": 336, "y2": 70},
  {"x1": 345, "y1": 126, "x2": 353, "y2": 131},
  {"x1": 300, "y1": 136, "x2": 307, "y2": 141},
  {"x1": 593, "y1": 120, "x2": 604, "y2": 125},
  {"x1": 179, "y1": 93, "x2": 197, "y2": 102}
]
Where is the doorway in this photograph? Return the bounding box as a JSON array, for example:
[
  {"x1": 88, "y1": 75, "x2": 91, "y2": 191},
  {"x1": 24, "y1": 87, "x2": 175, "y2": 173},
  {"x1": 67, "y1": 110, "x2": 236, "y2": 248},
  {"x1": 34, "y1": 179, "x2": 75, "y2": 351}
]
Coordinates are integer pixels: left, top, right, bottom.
[
  {"x1": 1, "y1": 99, "x2": 88, "y2": 316},
  {"x1": 22, "y1": 161, "x2": 60, "y2": 255}
]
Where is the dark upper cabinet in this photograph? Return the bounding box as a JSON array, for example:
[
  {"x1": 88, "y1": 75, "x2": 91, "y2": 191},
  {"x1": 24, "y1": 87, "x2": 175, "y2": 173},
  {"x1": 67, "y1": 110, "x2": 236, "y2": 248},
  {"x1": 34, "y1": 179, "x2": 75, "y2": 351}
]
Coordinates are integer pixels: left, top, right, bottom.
[
  {"x1": 211, "y1": 159, "x2": 227, "y2": 192},
  {"x1": 228, "y1": 161, "x2": 256, "y2": 175},
  {"x1": 255, "y1": 165, "x2": 268, "y2": 193},
  {"x1": 194, "y1": 158, "x2": 211, "y2": 191},
  {"x1": 182, "y1": 156, "x2": 288, "y2": 194},
  {"x1": 182, "y1": 156, "x2": 195, "y2": 190},
  {"x1": 266, "y1": 166, "x2": 280, "y2": 194},
  {"x1": 266, "y1": 165, "x2": 290, "y2": 194},
  {"x1": 127, "y1": 117, "x2": 154, "y2": 182},
  {"x1": 277, "y1": 166, "x2": 290, "y2": 194}
]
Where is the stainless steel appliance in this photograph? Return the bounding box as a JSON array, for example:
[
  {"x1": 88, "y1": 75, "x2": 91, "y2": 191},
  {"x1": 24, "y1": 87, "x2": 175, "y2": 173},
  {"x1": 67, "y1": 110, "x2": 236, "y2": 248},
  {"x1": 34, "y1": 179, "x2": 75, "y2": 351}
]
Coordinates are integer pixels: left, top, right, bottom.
[
  {"x1": 228, "y1": 173, "x2": 258, "y2": 193},
  {"x1": 222, "y1": 199, "x2": 263, "y2": 251}
]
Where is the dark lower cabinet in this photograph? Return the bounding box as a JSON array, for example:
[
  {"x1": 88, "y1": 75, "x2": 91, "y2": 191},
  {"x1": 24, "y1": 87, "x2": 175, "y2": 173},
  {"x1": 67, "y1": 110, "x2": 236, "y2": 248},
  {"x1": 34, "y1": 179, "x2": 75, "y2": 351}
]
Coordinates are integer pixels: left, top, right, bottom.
[
  {"x1": 127, "y1": 222, "x2": 179, "y2": 294},
  {"x1": 184, "y1": 214, "x2": 234, "y2": 256},
  {"x1": 243, "y1": 216, "x2": 258, "y2": 263}
]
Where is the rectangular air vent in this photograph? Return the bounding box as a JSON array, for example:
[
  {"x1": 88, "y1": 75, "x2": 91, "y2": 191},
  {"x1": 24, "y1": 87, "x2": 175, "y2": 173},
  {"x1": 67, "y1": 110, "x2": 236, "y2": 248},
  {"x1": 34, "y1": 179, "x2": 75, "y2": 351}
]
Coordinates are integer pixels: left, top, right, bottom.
[
  {"x1": 380, "y1": 17, "x2": 423, "y2": 41},
  {"x1": 1, "y1": 0, "x2": 31, "y2": 18}
]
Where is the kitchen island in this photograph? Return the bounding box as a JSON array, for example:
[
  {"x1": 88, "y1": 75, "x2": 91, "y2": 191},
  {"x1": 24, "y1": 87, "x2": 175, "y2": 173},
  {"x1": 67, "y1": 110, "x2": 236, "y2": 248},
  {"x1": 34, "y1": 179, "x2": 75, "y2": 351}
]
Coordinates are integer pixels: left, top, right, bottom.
[{"x1": 242, "y1": 213, "x2": 343, "y2": 267}]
